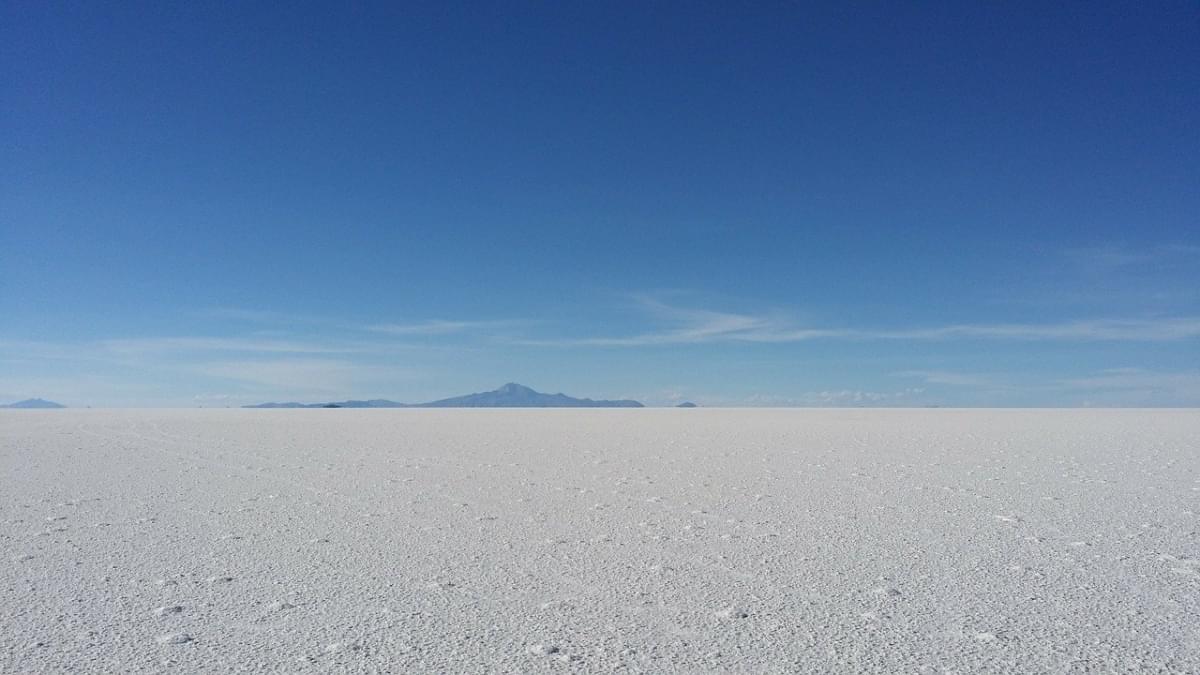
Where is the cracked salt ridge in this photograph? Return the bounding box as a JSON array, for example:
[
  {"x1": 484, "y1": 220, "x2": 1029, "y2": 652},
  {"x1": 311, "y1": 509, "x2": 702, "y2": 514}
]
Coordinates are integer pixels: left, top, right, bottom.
[{"x1": 2, "y1": 408, "x2": 1199, "y2": 672}]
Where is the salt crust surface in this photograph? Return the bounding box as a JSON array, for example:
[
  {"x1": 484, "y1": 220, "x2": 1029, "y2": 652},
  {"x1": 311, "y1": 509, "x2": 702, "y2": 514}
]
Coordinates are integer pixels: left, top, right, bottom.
[{"x1": 2, "y1": 409, "x2": 1199, "y2": 672}]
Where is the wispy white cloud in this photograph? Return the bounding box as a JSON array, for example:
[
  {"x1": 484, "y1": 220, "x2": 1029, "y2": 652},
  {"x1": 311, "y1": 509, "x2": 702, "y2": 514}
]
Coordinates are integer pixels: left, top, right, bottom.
[
  {"x1": 1065, "y1": 243, "x2": 1200, "y2": 269},
  {"x1": 190, "y1": 358, "x2": 412, "y2": 395},
  {"x1": 194, "y1": 307, "x2": 334, "y2": 325},
  {"x1": 367, "y1": 319, "x2": 525, "y2": 336},
  {"x1": 9, "y1": 300, "x2": 1200, "y2": 367},
  {"x1": 100, "y1": 336, "x2": 359, "y2": 355},
  {"x1": 171, "y1": 297, "x2": 1200, "y2": 350},
  {"x1": 729, "y1": 388, "x2": 926, "y2": 407},
  {"x1": 0, "y1": 339, "x2": 101, "y2": 363},
  {"x1": 201, "y1": 307, "x2": 531, "y2": 339},
  {"x1": 1066, "y1": 245, "x2": 1157, "y2": 268},
  {"x1": 804, "y1": 389, "x2": 926, "y2": 405},
  {"x1": 522, "y1": 297, "x2": 1200, "y2": 347},
  {"x1": 192, "y1": 393, "x2": 236, "y2": 403},
  {"x1": 892, "y1": 370, "x2": 1002, "y2": 387},
  {"x1": 192, "y1": 359, "x2": 349, "y2": 390},
  {"x1": 1056, "y1": 368, "x2": 1200, "y2": 398},
  {"x1": 893, "y1": 367, "x2": 1200, "y2": 406},
  {"x1": 877, "y1": 318, "x2": 1200, "y2": 342},
  {"x1": 519, "y1": 297, "x2": 849, "y2": 346}
]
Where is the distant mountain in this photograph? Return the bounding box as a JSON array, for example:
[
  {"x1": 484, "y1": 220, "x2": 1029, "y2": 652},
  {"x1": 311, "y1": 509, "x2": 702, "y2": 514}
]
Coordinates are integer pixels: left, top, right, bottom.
[
  {"x1": 324, "y1": 399, "x2": 408, "y2": 408},
  {"x1": 1, "y1": 398, "x2": 66, "y2": 409},
  {"x1": 246, "y1": 383, "x2": 643, "y2": 409},
  {"x1": 417, "y1": 383, "x2": 643, "y2": 408},
  {"x1": 676, "y1": 401, "x2": 698, "y2": 408},
  {"x1": 246, "y1": 399, "x2": 406, "y2": 409}
]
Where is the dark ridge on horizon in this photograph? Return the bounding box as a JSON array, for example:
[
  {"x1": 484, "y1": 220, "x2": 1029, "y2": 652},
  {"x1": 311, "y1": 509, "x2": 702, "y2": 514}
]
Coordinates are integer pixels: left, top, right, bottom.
[
  {"x1": 245, "y1": 383, "x2": 644, "y2": 409},
  {"x1": 1, "y1": 398, "x2": 66, "y2": 409}
]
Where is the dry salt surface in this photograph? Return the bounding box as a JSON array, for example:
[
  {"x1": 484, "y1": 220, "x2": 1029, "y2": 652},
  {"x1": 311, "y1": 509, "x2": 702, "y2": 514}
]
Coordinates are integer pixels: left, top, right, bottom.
[{"x1": 2, "y1": 409, "x2": 1199, "y2": 673}]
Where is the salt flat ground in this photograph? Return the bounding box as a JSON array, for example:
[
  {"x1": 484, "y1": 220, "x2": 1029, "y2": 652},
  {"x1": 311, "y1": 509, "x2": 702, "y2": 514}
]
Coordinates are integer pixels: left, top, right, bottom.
[{"x1": 2, "y1": 410, "x2": 1199, "y2": 673}]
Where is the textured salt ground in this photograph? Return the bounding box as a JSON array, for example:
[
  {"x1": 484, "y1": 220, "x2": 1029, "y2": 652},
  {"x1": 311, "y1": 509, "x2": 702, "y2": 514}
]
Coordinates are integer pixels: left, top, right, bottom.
[{"x1": 1, "y1": 409, "x2": 1198, "y2": 673}]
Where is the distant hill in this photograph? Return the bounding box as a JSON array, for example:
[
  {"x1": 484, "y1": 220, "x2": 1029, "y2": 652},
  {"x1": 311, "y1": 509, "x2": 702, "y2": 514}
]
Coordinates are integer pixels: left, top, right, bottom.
[
  {"x1": 246, "y1": 399, "x2": 406, "y2": 409},
  {"x1": 676, "y1": 401, "x2": 698, "y2": 408},
  {"x1": 1, "y1": 398, "x2": 66, "y2": 409},
  {"x1": 246, "y1": 383, "x2": 643, "y2": 409},
  {"x1": 417, "y1": 383, "x2": 643, "y2": 408}
]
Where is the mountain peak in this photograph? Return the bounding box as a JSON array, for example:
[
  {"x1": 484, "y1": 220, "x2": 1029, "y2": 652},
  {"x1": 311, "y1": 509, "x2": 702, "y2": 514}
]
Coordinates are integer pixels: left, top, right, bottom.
[
  {"x1": 247, "y1": 384, "x2": 644, "y2": 409},
  {"x1": 1, "y1": 398, "x2": 66, "y2": 409},
  {"x1": 419, "y1": 383, "x2": 641, "y2": 408}
]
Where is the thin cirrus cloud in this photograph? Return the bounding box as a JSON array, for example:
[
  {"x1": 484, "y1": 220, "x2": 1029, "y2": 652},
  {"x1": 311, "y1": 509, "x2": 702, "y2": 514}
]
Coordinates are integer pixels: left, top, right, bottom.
[
  {"x1": 11, "y1": 306, "x2": 1200, "y2": 365},
  {"x1": 1064, "y1": 243, "x2": 1200, "y2": 270},
  {"x1": 366, "y1": 319, "x2": 527, "y2": 336},
  {"x1": 189, "y1": 358, "x2": 405, "y2": 393},
  {"x1": 892, "y1": 370, "x2": 1003, "y2": 387},
  {"x1": 1056, "y1": 368, "x2": 1200, "y2": 396},
  {"x1": 163, "y1": 298, "x2": 1200, "y2": 349},
  {"x1": 515, "y1": 299, "x2": 851, "y2": 346},
  {"x1": 198, "y1": 308, "x2": 529, "y2": 340},
  {"x1": 520, "y1": 297, "x2": 1200, "y2": 347},
  {"x1": 99, "y1": 337, "x2": 359, "y2": 355},
  {"x1": 894, "y1": 367, "x2": 1200, "y2": 404},
  {"x1": 94, "y1": 315, "x2": 1200, "y2": 357},
  {"x1": 652, "y1": 389, "x2": 927, "y2": 407},
  {"x1": 875, "y1": 318, "x2": 1200, "y2": 342},
  {"x1": 195, "y1": 307, "x2": 335, "y2": 325}
]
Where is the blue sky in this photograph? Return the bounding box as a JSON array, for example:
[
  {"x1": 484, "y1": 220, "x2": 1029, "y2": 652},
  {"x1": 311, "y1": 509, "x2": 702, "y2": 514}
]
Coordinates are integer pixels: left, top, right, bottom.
[{"x1": 2, "y1": 1, "x2": 1198, "y2": 407}]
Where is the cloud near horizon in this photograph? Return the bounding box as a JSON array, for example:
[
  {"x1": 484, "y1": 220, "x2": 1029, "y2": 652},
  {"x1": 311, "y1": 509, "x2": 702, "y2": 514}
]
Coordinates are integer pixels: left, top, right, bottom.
[
  {"x1": 515, "y1": 297, "x2": 1200, "y2": 347},
  {"x1": 4, "y1": 294, "x2": 1198, "y2": 407},
  {"x1": 10, "y1": 300, "x2": 1200, "y2": 358}
]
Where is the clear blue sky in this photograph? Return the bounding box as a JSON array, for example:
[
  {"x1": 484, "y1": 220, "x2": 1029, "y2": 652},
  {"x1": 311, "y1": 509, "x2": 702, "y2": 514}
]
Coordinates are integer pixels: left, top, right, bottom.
[{"x1": 2, "y1": 1, "x2": 1197, "y2": 407}]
